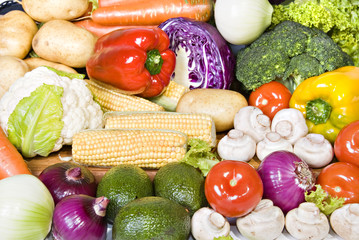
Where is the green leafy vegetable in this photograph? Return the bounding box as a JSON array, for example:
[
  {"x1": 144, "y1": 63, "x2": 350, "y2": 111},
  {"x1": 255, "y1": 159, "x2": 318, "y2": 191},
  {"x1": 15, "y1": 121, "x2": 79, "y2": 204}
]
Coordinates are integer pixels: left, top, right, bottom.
[
  {"x1": 305, "y1": 184, "x2": 345, "y2": 215},
  {"x1": 271, "y1": 0, "x2": 359, "y2": 66},
  {"x1": 180, "y1": 138, "x2": 219, "y2": 176},
  {"x1": 8, "y1": 84, "x2": 64, "y2": 158},
  {"x1": 45, "y1": 66, "x2": 85, "y2": 79},
  {"x1": 214, "y1": 236, "x2": 234, "y2": 240}
]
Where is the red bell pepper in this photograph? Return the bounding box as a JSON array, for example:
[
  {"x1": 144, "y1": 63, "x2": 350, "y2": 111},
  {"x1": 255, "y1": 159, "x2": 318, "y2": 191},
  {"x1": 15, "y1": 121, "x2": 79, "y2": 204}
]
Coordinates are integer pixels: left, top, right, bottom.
[{"x1": 86, "y1": 27, "x2": 176, "y2": 98}]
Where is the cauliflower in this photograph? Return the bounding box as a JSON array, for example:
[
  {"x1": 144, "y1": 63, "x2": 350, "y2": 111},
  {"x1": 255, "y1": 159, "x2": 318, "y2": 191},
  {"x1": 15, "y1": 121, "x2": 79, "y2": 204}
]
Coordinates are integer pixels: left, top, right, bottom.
[{"x1": 0, "y1": 66, "x2": 103, "y2": 157}]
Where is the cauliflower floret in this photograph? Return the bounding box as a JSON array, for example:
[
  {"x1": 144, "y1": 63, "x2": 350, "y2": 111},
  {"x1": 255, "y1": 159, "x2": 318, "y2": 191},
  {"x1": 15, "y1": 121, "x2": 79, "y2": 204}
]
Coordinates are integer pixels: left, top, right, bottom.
[{"x1": 0, "y1": 66, "x2": 103, "y2": 153}]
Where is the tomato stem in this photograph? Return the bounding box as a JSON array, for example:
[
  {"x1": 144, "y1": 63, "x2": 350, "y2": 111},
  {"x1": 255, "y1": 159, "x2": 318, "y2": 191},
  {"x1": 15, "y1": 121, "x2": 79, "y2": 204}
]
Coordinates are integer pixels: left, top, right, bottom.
[{"x1": 230, "y1": 178, "x2": 237, "y2": 187}]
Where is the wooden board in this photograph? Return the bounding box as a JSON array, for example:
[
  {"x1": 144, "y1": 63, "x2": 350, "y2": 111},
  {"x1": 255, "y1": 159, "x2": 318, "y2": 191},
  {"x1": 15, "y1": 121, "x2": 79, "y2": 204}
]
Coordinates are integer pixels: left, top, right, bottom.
[
  {"x1": 26, "y1": 136, "x2": 321, "y2": 183},
  {"x1": 26, "y1": 143, "x2": 263, "y2": 183}
]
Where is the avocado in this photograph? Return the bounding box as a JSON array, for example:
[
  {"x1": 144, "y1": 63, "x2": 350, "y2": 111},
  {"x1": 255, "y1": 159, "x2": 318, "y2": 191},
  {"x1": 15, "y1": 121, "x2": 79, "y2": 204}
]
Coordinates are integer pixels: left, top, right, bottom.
[
  {"x1": 96, "y1": 164, "x2": 153, "y2": 223},
  {"x1": 112, "y1": 196, "x2": 191, "y2": 240},
  {"x1": 154, "y1": 162, "x2": 207, "y2": 215}
]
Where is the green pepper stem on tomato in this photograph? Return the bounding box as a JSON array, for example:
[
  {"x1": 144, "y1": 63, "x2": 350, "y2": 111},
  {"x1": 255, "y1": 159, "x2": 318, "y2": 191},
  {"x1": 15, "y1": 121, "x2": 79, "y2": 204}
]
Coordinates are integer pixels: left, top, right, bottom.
[{"x1": 86, "y1": 27, "x2": 176, "y2": 98}]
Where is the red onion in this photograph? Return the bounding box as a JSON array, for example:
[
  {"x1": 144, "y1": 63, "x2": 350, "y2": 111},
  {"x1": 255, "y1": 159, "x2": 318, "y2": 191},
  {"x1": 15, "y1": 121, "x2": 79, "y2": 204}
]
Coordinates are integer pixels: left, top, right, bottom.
[
  {"x1": 257, "y1": 151, "x2": 316, "y2": 214},
  {"x1": 38, "y1": 162, "x2": 97, "y2": 204},
  {"x1": 52, "y1": 194, "x2": 109, "y2": 240}
]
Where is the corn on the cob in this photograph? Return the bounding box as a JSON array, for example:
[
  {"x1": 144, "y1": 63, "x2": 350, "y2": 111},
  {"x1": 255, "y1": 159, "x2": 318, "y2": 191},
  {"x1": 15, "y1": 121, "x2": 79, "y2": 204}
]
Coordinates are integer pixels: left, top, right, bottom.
[
  {"x1": 150, "y1": 81, "x2": 189, "y2": 111},
  {"x1": 104, "y1": 111, "x2": 217, "y2": 147},
  {"x1": 72, "y1": 129, "x2": 187, "y2": 168},
  {"x1": 86, "y1": 79, "x2": 164, "y2": 112}
]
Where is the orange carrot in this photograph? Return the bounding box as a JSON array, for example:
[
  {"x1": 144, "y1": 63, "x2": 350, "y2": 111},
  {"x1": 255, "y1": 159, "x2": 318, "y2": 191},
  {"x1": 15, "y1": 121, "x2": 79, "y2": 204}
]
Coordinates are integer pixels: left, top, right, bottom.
[
  {"x1": 0, "y1": 128, "x2": 32, "y2": 180},
  {"x1": 91, "y1": 0, "x2": 214, "y2": 26},
  {"x1": 74, "y1": 19, "x2": 158, "y2": 37},
  {"x1": 98, "y1": 0, "x2": 147, "y2": 8}
]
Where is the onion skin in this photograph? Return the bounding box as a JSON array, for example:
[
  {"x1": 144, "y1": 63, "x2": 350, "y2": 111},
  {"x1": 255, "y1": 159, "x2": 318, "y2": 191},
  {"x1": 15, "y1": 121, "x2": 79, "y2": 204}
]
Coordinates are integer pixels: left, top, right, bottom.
[
  {"x1": 257, "y1": 151, "x2": 316, "y2": 214},
  {"x1": 52, "y1": 194, "x2": 109, "y2": 240},
  {"x1": 39, "y1": 162, "x2": 97, "y2": 204}
]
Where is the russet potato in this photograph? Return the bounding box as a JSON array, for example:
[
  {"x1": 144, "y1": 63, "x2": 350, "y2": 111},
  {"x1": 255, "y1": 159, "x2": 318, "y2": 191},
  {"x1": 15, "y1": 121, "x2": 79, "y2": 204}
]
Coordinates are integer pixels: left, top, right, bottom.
[
  {"x1": 176, "y1": 88, "x2": 248, "y2": 132},
  {"x1": 32, "y1": 20, "x2": 97, "y2": 68},
  {"x1": 0, "y1": 56, "x2": 29, "y2": 98},
  {"x1": 22, "y1": 0, "x2": 89, "y2": 22},
  {"x1": 0, "y1": 11, "x2": 38, "y2": 59},
  {"x1": 24, "y1": 57, "x2": 78, "y2": 73}
]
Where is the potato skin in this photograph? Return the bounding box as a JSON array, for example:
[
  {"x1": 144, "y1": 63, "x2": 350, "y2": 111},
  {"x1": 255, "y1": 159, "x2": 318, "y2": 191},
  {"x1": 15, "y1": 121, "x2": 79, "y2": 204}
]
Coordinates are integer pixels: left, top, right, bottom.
[
  {"x1": 176, "y1": 88, "x2": 248, "y2": 132},
  {"x1": 32, "y1": 20, "x2": 97, "y2": 68},
  {"x1": 0, "y1": 56, "x2": 29, "y2": 97},
  {"x1": 0, "y1": 11, "x2": 38, "y2": 59},
  {"x1": 22, "y1": 0, "x2": 89, "y2": 22},
  {"x1": 24, "y1": 57, "x2": 78, "y2": 73}
]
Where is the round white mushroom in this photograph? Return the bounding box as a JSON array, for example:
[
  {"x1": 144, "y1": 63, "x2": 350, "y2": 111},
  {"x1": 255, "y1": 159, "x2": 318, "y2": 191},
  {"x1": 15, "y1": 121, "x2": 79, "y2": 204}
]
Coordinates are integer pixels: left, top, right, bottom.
[
  {"x1": 294, "y1": 133, "x2": 334, "y2": 168},
  {"x1": 330, "y1": 203, "x2": 359, "y2": 240},
  {"x1": 236, "y1": 199, "x2": 285, "y2": 240},
  {"x1": 271, "y1": 108, "x2": 308, "y2": 145},
  {"x1": 256, "y1": 132, "x2": 293, "y2": 161},
  {"x1": 191, "y1": 207, "x2": 231, "y2": 240},
  {"x1": 217, "y1": 129, "x2": 256, "y2": 162},
  {"x1": 285, "y1": 202, "x2": 330, "y2": 240},
  {"x1": 233, "y1": 106, "x2": 271, "y2": 143}
]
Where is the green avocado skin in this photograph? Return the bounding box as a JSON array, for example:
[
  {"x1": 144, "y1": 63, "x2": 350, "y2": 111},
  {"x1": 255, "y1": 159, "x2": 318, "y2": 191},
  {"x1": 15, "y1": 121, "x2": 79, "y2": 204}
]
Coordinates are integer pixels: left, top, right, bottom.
[{"x1": 112, "y1": 196, "x2": 191, "y2": 240}]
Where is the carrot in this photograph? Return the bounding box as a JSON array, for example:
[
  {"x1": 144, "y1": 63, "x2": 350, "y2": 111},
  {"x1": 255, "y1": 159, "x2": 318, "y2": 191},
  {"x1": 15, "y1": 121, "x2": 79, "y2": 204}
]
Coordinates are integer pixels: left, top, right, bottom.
[
  {"x1": 98, "y1": 0, "x2": 147, "y2": 8},
  {"x1": 0, "y1": 128, "x2": 31, "y2": 180},
  {"x1": 91, "y1": 0, "x2": 214, "y2": 26},
  {"x1": 74, "y1": 19, "x2": 158, "y2": 37}
]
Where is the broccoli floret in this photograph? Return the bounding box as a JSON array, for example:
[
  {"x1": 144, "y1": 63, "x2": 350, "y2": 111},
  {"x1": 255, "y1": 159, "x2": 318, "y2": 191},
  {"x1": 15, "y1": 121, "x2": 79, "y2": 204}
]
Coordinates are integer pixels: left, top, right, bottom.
[
  {"x1": 271, "y1": 0, "x2": 359, "y2": 66},
  {"x1": 235, "y1": 21, "x2": 354, "y2": 92}
]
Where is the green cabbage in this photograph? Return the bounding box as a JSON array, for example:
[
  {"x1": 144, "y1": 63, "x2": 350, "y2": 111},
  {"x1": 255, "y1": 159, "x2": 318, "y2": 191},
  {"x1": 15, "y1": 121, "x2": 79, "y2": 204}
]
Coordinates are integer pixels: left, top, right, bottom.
[{"x1": 7, "y1": 84, "x2": 64, "y2": 158}]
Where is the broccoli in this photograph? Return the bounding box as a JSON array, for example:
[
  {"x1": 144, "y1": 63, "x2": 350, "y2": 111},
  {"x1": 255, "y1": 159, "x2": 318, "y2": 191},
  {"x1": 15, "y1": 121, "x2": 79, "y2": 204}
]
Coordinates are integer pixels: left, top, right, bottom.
[
  {"x1": 235, "y1": 20, "x2": 354, "y2": 93},
  {"x1": 271, "y1": 0, "x2": 359, "y2": 66}
]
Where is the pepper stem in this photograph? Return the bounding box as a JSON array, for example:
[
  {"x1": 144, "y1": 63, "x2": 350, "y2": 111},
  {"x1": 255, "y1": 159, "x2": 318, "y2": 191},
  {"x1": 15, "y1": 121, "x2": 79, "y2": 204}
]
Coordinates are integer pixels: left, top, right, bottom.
[
  {"x1": 305, "y1": 98, "x2": 332, "y2": 125},
  {"x1": 145, "y1": 49, "x2": 163, "y2": 75}
]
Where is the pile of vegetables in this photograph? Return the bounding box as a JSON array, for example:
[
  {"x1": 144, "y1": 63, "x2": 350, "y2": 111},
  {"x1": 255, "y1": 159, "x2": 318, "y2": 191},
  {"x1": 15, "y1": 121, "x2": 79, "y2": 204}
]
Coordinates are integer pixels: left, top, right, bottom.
[{"x1": 1, "y1": 0, "x2": 359, "y2": 239}]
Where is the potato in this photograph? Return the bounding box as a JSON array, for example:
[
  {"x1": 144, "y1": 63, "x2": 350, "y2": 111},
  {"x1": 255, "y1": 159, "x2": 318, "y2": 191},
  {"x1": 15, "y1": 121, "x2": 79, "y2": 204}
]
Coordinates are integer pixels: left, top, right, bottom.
[
  {"x1": 32, "y1": 20, "x2": 97, "y2": 68},
  {"x1": 22, "y1": 0, "x2": 89, "y2": 22},
  {"x1": 0, "y1": 11, "x2": 38, "y2": 59},
  {"x1": 24, "y1": 57, "x2": 78, "y2": 73},
  {"x1": 0, "y1": 56, "x2": 29, "y2": 98},
  {"x1": 176, "y1": 88, "x2": 248, "y2": 132}
]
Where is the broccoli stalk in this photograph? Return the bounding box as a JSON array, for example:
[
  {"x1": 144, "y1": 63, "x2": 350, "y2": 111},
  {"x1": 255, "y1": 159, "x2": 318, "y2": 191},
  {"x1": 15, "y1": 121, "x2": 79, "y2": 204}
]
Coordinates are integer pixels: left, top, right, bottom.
[{"x1": 235, "y1": 21, "x2": 354, "y2": 92}]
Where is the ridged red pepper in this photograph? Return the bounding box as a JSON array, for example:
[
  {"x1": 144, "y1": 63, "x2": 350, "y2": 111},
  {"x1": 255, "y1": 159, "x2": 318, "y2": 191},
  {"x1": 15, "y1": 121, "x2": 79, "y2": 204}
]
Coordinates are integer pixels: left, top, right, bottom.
[{"x1": 86, "y1": 27, "x2": 176, "y2": 98}]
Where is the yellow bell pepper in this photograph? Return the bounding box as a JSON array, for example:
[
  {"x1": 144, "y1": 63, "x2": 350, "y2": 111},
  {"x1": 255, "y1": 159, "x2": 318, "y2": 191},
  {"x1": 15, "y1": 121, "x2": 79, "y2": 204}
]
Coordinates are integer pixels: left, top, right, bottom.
[{"x1": 290, "y1": 66, "x2": 359, "y2": 143}]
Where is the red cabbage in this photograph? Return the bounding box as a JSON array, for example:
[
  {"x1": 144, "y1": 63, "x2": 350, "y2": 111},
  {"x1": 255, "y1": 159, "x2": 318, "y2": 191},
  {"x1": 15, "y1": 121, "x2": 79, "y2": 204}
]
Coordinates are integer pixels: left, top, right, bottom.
[{"x1": 158, "y1": 17, "x2": 235, "y2": 90}]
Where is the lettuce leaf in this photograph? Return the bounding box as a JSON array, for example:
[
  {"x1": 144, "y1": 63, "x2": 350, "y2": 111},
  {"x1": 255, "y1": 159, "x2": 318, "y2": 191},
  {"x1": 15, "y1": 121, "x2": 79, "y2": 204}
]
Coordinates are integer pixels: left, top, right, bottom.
[
  {"x1": 180, "y1": 138, "x2": 219, "y2": 176},
  {"x1": 305, "y1": 184, "x2": 345, "y2": 215},
  {"x1": 214, "y1": 236, "x2": 234, "y2": 240},
  {"x1": 7, "y1": 84, "x2": 64, "y2": 158}
]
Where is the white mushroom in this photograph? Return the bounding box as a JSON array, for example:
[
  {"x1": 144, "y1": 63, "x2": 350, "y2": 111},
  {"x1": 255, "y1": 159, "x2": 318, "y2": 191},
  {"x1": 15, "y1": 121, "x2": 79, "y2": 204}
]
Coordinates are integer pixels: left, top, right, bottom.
[
  {"x1": 191, "y1": 207, "x2": 231, "y2": 240},
  {"x1": 294, "y1": 133, "x2": 334, "y2": 168},
  {"x1": 285, "y1": 202, "x2": 330, "y2": 240},
  {"x1": 271, "y1": 108, "x2": 308, "y2": 144},
  {"x1": 233, "y1": 106, "x2": 271, "y2": 142},
  {"x1": 217, "y1": 129, "x2": 256, "y2": 162},
  {"x1": 330, "y1": 203, "x2": 359, "y2": 240},
  {"x1": 236, "y1": 199, "x2": 285, "y2": 240},
  {"x1": 256, "y1": 132, "x2": 293, "y2": 161}
]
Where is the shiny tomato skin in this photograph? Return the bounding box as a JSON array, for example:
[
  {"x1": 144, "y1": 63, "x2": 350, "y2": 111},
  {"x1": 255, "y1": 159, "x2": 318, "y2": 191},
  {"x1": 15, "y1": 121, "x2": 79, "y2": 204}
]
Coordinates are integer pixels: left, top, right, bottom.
[
  {"x1": 316, "y1": 162, "x2": 359, "y2": 203},
  {"x1": 205, "y1": 160, "x2": 263, "y2": 218},
  {"x1": 334, "y1": 120, "x2": 359, "y2": 167},
  {"x1": 249, "y1": 81, "x2": 292, "y2": 119}
]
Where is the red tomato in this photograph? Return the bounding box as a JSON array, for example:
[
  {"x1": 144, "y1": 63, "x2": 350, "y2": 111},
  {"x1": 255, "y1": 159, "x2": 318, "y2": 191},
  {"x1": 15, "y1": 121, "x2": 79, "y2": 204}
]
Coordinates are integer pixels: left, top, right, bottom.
[
  {"x1": 249, "y1": 81, "x2": 292, "y2": 119},
  {"x1": 205, "y1": 160, "x2": 263, "y2": 218},
  {"x1": 334, "y1": 120, "x2": 359, "y2": 167},
  {"x1": 316, "y1": 162, "x2": 359, "y2": 203}
]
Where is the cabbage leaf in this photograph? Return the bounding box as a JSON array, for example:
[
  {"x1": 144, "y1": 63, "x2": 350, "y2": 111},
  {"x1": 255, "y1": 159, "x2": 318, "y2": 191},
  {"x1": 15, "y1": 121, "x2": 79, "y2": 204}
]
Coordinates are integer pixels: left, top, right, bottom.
[{"x1": 7, "y1": 84, "x2": 64, "y2": 158}]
